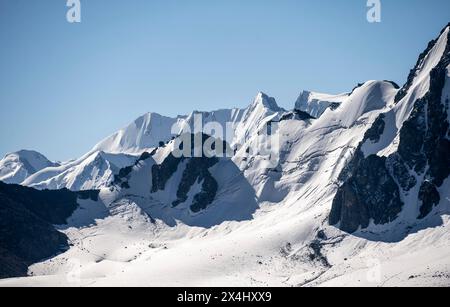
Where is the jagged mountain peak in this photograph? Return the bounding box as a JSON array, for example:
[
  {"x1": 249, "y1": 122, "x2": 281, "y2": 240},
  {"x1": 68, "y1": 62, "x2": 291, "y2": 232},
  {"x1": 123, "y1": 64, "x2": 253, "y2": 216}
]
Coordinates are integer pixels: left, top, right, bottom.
[
  {"x1": 22, "y1": 150, "x2": 138, "y2": 191},
  {"x1": 251, "y1": 92, "x2": 283, "y2": 112},
  {"x1": 93, "y1": 92, "x2": 285, "y2": 155},
  {"x1": 93, "y1": 111, "x2": 185, "y2": 154},
  {"x1": 395, "y1": 24, "x2": 449, "y2": 105},
  {"x1": 329, "y1": 23, "x2": 450, "y2": 234},
  {"x1": 3, "y1": 149, "x2": 51, "y2": 162}
]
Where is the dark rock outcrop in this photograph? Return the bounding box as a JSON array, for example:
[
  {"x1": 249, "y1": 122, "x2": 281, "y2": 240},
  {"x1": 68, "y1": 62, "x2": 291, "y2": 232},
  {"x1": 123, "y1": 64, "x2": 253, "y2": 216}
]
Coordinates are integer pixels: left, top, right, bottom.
[
  {"x1": 329, "y1": 155, "x2": 403, "y2": 233},
  {"x1": 0, "y1": 182, "x2": 87, "y2": 279},
  {"x1": 328, "y1": 102, "x2": 341, "y2": 111},
  {"x1": 396, "y1": 30, "x2": 450, "y2": 218},
  {"x1": 151, "y1": 133, "x2": 224, "y2": 213},
  {"x1": 279, "y1": 110, "x2": 316, "y2": 122},
  {"x1": 364, "y1": 114, "x2": 386, "y2": 143},
  {"x1": 387, "y1": 155, "x2": 417, "y2": 191},
  {"x1": 329, "y1": 24, "x2": 450, "y2": 232},
  {"x1": 113, "y1": 151, "x2": 154, "y2": 187},
  {"x1": 172, "y1": 157, "x2": 219, "y2": 213},
  {"x1": 397, "y1": 99, "x2": 428, "y2": 173},
  {"x1": 418, "y1": 181, "x2": 441, "y2": 219},
  {"x1": 151, "y1": 154, "x2": 183, "y2": 193},
  {"x1": 394, "y1": 23, "x2": 450, "y2": 103}
]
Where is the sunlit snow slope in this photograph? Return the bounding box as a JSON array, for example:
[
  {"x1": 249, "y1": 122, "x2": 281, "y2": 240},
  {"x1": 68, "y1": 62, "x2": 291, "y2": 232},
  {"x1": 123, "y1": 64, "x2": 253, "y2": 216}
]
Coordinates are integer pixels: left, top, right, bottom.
[
  {"x1": 0, "y1": 150, "x2": 59, "y2": 185},
  {"x1": 0, "y1": 24, "x2": 449, "y2": 287}
]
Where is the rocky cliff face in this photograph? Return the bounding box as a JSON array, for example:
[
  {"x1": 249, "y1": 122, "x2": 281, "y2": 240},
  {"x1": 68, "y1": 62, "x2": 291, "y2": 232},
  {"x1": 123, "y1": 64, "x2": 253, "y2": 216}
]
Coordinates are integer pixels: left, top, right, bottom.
[
  {"x1": 151, "y1": 134, "x2": 223, "y2": 213},
  {"x1": 399, "y1": 53, "x2": 450, "y2": 218},
  {"x1": 113, "y1": 133, "x2": 224, "y2": 214},
  {"x1": 329, "y1": 25, "x2": 450, "y2": 233},
  {"x1": 329, "y1": 155, "x2": 403, "y2": 233},
  {"x1": 170, "y1": 157, "x2": 219, "y2": 213}
]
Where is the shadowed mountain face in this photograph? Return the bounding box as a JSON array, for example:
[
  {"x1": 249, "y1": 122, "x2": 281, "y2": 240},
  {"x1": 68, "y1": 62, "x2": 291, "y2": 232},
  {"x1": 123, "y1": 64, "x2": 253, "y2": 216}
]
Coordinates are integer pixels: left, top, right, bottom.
[
  {"x1": 0, "y1": 193, "x2": 68, "y2": 278},
  {"x1": 330, "y1": 24, "x2": 450, "y2": 235},
  {"x1": 112, "y1": 133, "x2": 258, "y2": 227},
  {"x1": 0, "y1": 182, "x2": 98, "y2": 278}
]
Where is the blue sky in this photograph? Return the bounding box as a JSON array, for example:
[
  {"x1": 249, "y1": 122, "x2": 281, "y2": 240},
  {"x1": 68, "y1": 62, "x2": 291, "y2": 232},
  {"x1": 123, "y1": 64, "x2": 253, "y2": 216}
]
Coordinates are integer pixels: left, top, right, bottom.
[{"x1": 1, "y1": 0, "x2": 449, "y2": 161}]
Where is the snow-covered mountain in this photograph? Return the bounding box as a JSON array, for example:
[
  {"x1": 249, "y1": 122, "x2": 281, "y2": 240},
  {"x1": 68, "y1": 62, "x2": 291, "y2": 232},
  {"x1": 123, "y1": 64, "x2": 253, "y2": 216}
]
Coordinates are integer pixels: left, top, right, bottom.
[
  {"x1": 22, "y1": 151, "x2": 138, "y2": 191},
  {"x1": 0, "y1": 150, "x2": 59, "y2": 184},
  {"x1": 93, "y1": 112, "x2": 186, "y2": 154},
  {"x1": 5, "y1": 92, "x2": 285, "y2": 191},
  {"x1": 0, "y1": 23, "x2": 449, "y2": 287},
  {"x1": 94, "y1": 92, "x2": 284, "y2": 154}
]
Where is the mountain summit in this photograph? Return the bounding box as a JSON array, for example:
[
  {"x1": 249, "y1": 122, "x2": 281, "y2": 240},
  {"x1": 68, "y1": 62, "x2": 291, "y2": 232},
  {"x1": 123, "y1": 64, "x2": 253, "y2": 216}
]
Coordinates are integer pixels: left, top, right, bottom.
[{"x1": 0, "y1": 150, "x2": 58, "y2": 185}]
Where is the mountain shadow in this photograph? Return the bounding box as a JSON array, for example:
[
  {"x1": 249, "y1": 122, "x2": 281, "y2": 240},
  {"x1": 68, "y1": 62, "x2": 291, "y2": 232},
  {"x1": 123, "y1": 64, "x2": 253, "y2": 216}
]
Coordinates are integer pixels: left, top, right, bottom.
[
  {"x1": 160, "y1": 158, "x2": 257, "y2": 228},
  {"x1": 0, "y1": 182, "x2": 99, "y2": 278}
]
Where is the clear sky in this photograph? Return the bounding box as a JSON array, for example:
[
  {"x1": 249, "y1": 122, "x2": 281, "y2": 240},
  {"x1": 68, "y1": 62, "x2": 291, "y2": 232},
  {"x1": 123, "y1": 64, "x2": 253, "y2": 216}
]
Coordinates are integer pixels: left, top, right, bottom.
[{"x1": 1, "y1": 0, "x2": 449, "y2": 161}]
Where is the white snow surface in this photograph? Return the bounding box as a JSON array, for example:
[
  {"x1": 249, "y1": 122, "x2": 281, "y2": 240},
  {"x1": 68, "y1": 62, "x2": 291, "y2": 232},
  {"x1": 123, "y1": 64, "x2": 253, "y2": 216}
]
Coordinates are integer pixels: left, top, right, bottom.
[
  {"x1": 1, "y1": 26, "x2": 450, "y2": 287},
  {"x1": 0, "y1": 150, "x2": 58, "y2": 184},
  {"x1": 294, "y1": 90, "x2": 348, "y2": 118},
  {"x1": 22, "y1": 151, "x2": 137, "y2": 191}
]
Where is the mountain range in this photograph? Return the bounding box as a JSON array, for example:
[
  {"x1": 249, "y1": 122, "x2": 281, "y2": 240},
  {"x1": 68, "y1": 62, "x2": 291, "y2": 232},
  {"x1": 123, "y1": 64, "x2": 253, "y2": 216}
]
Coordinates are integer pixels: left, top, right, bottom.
[{"x1": 0, "y1": 23, "x2": 449, "y2": 286}]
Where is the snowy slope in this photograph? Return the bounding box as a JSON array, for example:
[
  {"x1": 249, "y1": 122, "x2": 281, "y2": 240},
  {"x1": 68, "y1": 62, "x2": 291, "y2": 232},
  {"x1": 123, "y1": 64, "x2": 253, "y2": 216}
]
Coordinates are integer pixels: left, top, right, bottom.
[
  {"x1": 19, "y1": 92, "x2": 284, "y2": 192},
  {"x1": 22, "y1": 151, "x2": 137, "y2": 191},
  {"x1": 93, "y1": 92, "x2": 284, "y2": 155},
  {"x1": 0, "y1": 150, "x2": 59, "y2": 184},
  {"x1": 93, "y1": 112, "x2": 187, "y2": 154},
  {"x1": 1, "y1": 93, "x2": 284, "y2": 192},
  {"x1": 0, "y1": 24, "x2": 449, "y2": 287},
  {"x1": 295, "y1": 90, "x2": 348, "y2": 118},
  {"x1": 0, "y1": 79, "x2": 405, "y2": 287}
]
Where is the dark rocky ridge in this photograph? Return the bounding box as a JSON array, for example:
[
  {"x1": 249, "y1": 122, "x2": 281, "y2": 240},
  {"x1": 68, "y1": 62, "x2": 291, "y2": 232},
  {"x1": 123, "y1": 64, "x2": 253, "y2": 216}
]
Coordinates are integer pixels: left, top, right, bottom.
[
  {"x1": 171, "y1": 157, "x2": 219, "y2": 213},
  {"x1": 150, "y1": 133, "x2": 225, "y2": 213},
  {"x1": 279, "y1": 110, "x2": 316, "y2": 122},
  {"x1": 329, "y1": 114, "x2": 404, "y2": 233},
  {"x1": 113, "y1": 151, "x2": 154, "y2": 187},
  {"x1": 329, "y1": 155, "x2": 403, "y2": 233},
  {"x1": 330, "y1": 24, "x2": 450, "y2": 233},
  {"x1": 151, "y1": 154, "x2": 183, "y2": 193},
  {"x1": 397, "y1": 26, "x2": 450, "y2": 218},
  {"x1": 112, "y1": 133, "x2": 223, "y2": 213},
  {"x1": 395, "y1": 22, "x2": 450, "y2": 103},
  {"x1": 0, "y1": 182, "x2": 97, "y2": 278}
]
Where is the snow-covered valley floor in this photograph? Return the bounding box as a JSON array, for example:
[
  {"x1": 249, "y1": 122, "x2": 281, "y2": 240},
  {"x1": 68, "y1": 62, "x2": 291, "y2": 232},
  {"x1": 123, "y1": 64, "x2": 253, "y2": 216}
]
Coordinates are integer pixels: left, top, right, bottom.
[{"x1": 1, "y1": 192, "x2": 449, "y2": 287}]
